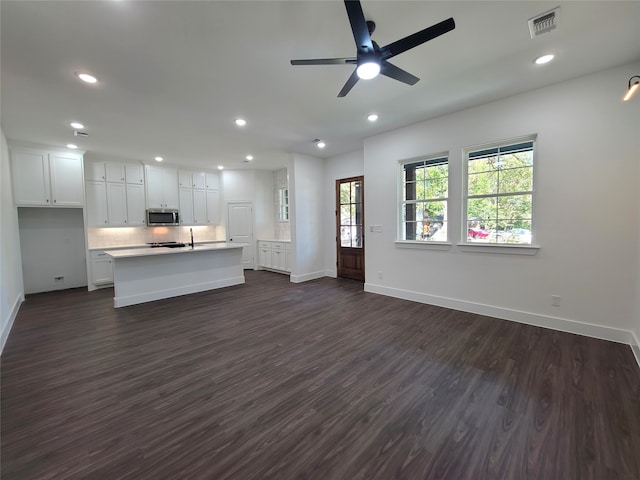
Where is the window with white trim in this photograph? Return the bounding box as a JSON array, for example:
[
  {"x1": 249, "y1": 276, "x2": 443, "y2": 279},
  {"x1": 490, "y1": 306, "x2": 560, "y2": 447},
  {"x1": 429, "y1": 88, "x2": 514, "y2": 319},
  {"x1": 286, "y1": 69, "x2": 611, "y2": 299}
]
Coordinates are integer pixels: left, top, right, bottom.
[
  {"x1": 400, "y1": 154, "x2": 448, "y2": 242},
  {"x1": 464, "y1": 137, "x2": 535, "y2": 244},
  {"x1": 278, "y1": 188, "x2": 289, "y2": 221}
]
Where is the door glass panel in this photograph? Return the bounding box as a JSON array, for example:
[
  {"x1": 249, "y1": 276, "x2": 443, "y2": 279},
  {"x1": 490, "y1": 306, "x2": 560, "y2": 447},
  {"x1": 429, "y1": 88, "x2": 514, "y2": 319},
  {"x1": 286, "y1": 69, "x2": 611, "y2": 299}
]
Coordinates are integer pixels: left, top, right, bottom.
[
  {"x1": 353, "y1": 226, "x2": 362, "y2": 247},
  {"x1": 340, "y1": 204, "x2": 351, "y2": 225},
  {"x1": 340, "y1": 183, "x2": 350, "y2": 204},
  {"x1": 353, "y1": 181, "x2": 362, "y2": 203}
]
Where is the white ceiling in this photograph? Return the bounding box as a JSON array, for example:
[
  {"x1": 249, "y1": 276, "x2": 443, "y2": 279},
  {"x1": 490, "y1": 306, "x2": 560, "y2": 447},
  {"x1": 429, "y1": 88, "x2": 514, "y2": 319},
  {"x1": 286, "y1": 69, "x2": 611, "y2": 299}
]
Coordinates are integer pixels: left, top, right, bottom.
[{"x1": 2, "y1": 1, "x2": 639, "y2": 171}]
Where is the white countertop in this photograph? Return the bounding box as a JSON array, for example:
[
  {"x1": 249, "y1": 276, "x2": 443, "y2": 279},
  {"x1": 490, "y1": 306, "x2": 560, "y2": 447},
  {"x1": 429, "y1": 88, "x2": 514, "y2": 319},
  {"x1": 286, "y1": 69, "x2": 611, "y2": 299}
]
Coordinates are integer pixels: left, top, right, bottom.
[
  {"x1": 89, "y1": 241, "x2": 225, "y2": 251},
  {"x1": 105, "y1": 243, "x2": 246, "y2": 259}
]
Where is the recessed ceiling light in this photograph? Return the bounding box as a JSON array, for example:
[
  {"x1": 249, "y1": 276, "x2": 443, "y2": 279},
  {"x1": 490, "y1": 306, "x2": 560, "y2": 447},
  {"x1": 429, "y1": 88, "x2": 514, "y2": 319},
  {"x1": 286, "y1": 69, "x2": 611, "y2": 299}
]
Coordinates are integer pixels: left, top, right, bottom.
[
  {"x1": 367, "y1": 113, "x2": 378, "y2": 122},
  {"x1": 246, "y1": 155, "x2": 254, "y2": 161},
  {"x1": 217, "y1": 165, "x2": 224, "y2": 170},
  {"x1": 317, "y1": 141, "x2": 326, "y2": 149},
  {"x1": 154, "y1": 156, "x2": 163, "y2": 162},
  {"x1": 76, "y1": 72, "x2": 98, "y2": 84},
  {"x1": 70, "y1": 122, "x2": 85, "y2": 129},
  {"x1": 235, "y1": 118, "x2": 247, "y2": 127},
  {"x1": 67, "y1": 143, "x2": 78, "y2": 149},
  {"x1": 534, "y1": 54, "x2": 555, "y2": 65}
]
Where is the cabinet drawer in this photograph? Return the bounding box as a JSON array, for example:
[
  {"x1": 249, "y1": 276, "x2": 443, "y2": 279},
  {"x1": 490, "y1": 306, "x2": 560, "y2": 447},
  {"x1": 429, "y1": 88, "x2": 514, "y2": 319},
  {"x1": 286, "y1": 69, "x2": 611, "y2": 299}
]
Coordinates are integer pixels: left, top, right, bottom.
[
  {"x1": 258, "y1": 241, "x2": 273, "y2": 250},
  {"x1": 272, "y1": 242, "x2": 287, "y2": 251}
]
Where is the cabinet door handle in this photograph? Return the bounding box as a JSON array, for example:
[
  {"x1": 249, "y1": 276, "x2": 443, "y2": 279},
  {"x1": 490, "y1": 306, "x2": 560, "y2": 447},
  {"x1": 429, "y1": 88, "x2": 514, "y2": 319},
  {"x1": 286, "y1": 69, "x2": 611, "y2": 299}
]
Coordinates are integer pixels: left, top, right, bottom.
[
  {"x1": 124, "y1": 220, "x2": 127, "y2": 224},
  {"x1": 53, "y1": 199, "x2": 56, "y2": 203},
  {"x1": 46, "y1": 199, "x2": 49, "y2": 203},
  {"x1": 104, "y1": 220, "x2": 108, "y2": 223}
]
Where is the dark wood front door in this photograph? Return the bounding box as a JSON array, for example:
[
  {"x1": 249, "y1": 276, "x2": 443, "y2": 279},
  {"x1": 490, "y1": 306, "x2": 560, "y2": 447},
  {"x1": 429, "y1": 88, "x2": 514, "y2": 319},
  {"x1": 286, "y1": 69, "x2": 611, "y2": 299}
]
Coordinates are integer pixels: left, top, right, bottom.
[{"x1": 336, "y1": 176, "x2": 364, "y2": 281}]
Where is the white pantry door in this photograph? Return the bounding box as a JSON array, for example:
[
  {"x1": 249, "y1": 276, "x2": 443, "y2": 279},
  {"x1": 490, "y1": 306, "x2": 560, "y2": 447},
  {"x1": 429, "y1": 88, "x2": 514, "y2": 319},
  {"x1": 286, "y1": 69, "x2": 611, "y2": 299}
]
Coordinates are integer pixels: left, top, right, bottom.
[{"x1": 227, "y1": 202, "x2": 254, "y2": 269}]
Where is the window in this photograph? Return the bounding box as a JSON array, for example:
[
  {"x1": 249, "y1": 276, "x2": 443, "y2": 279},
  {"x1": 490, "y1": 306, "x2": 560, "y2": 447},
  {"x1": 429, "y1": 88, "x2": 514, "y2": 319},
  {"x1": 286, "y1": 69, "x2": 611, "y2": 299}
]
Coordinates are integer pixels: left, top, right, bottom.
[
  {"x1": 464, "y1": 137, "x2": 535, "y2": 244},
  {"x1": 400, "y1": 154, "x2": 448, "y2": 242},
  {"x1": 339, "y1": 179, "x2": 363, "y2": 247},
  {"x1": 278, "y1": 188, "x2": 289, "y2": 221}
]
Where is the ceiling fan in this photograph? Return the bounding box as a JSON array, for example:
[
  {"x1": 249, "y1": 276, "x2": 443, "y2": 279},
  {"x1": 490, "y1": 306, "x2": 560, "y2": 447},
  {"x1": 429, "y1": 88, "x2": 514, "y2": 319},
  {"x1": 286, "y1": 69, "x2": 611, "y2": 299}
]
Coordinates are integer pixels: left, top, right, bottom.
[{"x1": 290, "y1": 0, "x2": 455, "y2": 97}]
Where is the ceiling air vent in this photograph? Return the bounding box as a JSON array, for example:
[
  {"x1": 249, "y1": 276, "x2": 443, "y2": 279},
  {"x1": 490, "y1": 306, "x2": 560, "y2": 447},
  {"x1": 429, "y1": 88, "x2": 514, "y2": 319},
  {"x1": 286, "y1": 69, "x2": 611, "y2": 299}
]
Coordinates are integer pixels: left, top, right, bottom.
[
  {"x1": 528, "y1": 7, "x2": 560, "y2": 38},
  {"x1": 73, "y1": 131, "x2": 88, "y2": 137}
]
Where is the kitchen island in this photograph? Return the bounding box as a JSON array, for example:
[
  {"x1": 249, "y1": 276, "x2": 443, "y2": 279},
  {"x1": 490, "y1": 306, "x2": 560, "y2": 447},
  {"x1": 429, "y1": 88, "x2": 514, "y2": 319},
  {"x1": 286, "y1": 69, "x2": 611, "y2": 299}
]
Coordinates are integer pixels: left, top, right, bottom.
[{"x1": 105, "y1": 243, "x2": 246, "y2": 307}]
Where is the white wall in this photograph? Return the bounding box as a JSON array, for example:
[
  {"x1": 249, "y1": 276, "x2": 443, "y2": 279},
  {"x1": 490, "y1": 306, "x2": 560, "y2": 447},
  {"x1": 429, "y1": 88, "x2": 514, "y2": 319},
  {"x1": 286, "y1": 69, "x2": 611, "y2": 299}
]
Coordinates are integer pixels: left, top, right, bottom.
[
  {"x1": 323, "y1": 150, "x2": 364, "y2": 277},
  {"x1": 0, "y1": 129, "x2": 25, "y2": 352},
  {"x1": 18, "y1": 208, "x2": 87, "y2": 294},
  {"x1": 290, "y1": 153, "x2": 325, "y2": 282},
  {"x1": 364, "y1": 62, "x2": 640, "y2": 343},
  {"x1": 222, "y1": 169, "x2": 274, "y2": 241}
]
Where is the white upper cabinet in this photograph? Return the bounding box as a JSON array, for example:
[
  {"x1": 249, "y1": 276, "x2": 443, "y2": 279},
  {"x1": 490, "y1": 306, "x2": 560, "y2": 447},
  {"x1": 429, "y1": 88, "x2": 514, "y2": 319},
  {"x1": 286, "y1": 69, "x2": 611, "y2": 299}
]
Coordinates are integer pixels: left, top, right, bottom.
[
  {"x1": 146, "y1": 165, "x2": 179, "y2": 209},
  {"x1": 179, "y1": 188, "x2": 194, "y2": 225},
  {"x1": 11, "y1": 148, "x2": 84, "y2": 207},
  {"x1": 105, "y1": 162, "x2": 126, "y2": 183},
  {"x1": 193, "y1": 172, "x2": 206, "y2": 189},
  {"x1": 126, "y1": 183, "x2": 146, "y2": 226},
  {"x1": 178, "y1": 170, "x2": 192, "y2": 188},
  {"x1": 86, "y1": 181, "x2": 108, "y2": 225},
  {"x1": 125, "y1": 163, "x2": 144, "y2": 185},
  {"x1": 192, "y1": 188, "x2": 207, "y2": 224},
  {"x1": 106, "y1": 182, "x2": 127, "y2": 225},
  {"x1": 85, "y1": 160, "x2": 147, "y2": 226},
  {"x1": 85, "y1": 161, "x2": 106, "y2": 182}
]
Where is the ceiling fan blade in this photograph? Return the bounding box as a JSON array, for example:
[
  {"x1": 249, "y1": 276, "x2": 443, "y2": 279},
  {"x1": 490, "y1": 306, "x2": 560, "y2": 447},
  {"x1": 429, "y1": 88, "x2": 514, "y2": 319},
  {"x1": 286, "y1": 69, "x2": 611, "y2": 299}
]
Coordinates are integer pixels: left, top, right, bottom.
[
  {"x1": 380, "y1": 60, "x2": 419, "y2": 86},
  {"x1": 344, "y1": 0, "x2": 374, "y2": 53},
  {"x1": 380, "y1": 18, "x2": 455, "y2": 59},
  {"x1": 291, "y1": 57, "x2": 357, "y2": 66},
  {"x1": 338, "y1": 69, "x2": 360, "y2": 97}
]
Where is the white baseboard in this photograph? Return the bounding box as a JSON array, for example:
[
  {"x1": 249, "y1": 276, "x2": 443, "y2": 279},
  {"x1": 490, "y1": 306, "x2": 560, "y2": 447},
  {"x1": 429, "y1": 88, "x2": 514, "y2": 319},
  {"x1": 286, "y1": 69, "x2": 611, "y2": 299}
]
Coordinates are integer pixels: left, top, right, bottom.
[
  {"x1": 365, "y1": 282, "x2": 633, "y2": 346},
  {"x1": 324, "y1": 269, "x2": 337, "y2": 278},
  {"x1": 290, "y1": 270, "x2": 326, "y2": 283},
  {"x1": 631, "y1": 331, "x2": 640, "y2": 368},
  {"x1": 113, "y1": 276, "x2": 245, "y2": 308},
  {"x1": 1, "y1": 294, "x2": 24, "y2": 354}
]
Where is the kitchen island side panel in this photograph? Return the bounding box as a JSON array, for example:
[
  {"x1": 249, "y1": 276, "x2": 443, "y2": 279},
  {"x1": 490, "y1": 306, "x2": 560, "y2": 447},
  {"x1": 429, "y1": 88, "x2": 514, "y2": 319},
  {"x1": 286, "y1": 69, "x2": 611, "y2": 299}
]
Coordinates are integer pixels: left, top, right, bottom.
[{"x1": 111, "y1": 247, "x2": 244, "y2": 307}]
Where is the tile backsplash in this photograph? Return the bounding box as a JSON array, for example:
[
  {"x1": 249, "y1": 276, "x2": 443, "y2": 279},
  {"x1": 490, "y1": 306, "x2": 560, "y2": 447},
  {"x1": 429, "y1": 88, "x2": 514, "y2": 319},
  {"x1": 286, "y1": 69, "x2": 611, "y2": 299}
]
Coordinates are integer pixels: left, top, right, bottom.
[{"x1": 87, "y1": 225, "x2": 223, "y2": 249}]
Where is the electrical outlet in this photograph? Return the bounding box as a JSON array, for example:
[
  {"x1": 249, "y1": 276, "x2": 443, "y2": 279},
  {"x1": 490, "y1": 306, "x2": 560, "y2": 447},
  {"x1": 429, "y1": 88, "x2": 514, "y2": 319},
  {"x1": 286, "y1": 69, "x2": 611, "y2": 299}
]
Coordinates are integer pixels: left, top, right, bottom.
[
  {"x1": 551, "y1": 295, "x2": 561, "y2": 307},
  {"x1": 54, "y1": 276, "x2": 65, "y2": 284}
]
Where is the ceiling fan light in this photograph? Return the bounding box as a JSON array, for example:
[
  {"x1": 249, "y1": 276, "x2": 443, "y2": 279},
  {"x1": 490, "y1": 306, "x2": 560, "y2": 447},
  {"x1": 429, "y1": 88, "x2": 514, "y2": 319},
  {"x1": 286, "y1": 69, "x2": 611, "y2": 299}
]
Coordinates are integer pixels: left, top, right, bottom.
[{"x1": 357, "y1": 61, "x2": 380, "y2": 80}]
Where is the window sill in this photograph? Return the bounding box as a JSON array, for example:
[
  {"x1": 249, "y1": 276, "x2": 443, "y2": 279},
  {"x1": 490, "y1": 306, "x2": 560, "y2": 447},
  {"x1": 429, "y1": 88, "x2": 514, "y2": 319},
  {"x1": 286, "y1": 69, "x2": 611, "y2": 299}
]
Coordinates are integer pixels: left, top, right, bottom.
[
  {"x1": 394, "y1": 241, "x2": 452, "y2": 251},
  {"x1": 457, "y1": 243, "x2": 540, "y2": 255}
]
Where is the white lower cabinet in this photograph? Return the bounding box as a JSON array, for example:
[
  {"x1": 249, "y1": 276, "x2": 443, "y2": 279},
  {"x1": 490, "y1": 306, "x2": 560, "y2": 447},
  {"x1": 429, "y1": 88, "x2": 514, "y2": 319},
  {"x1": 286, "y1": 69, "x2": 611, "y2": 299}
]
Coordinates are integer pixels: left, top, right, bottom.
[
  {"x1": 258, "y1": 242, "x2": 272, "y2": 269},
  {"x1": 257, "y1": 241, "x2": 291, "y2": 273},
  {"x1": 91, "y1": 251, "x2": 113, "y2": 285}
]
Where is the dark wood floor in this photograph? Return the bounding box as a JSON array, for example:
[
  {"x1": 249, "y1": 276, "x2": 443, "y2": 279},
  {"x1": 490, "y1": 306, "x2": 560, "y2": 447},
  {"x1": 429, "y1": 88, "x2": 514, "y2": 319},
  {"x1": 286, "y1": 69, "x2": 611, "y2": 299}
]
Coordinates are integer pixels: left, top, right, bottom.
[{"x1": 2, "y1": 271, "x2": 639, "y2": 480}]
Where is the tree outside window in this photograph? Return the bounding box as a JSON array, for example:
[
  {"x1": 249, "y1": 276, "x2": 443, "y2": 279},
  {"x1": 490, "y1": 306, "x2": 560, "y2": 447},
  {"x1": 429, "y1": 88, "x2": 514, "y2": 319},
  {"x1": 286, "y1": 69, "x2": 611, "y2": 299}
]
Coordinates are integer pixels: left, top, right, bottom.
[
  {"x1": 465, "y1": 139, "x2": 535, "y2": 244},
  {"x1": 400, "y1": 155, "x2": 448, "y2": 242}
]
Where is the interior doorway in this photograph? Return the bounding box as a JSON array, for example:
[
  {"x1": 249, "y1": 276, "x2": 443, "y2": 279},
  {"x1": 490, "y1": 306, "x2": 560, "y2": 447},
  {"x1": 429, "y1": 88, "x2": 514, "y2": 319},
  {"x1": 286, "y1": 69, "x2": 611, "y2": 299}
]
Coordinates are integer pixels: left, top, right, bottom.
[
  {"x1": 336, "y1": 176, "x2": 364, "y2": 281},
  {"x1": 227, "y1": 202, "x2": 254, "y2": 269}
]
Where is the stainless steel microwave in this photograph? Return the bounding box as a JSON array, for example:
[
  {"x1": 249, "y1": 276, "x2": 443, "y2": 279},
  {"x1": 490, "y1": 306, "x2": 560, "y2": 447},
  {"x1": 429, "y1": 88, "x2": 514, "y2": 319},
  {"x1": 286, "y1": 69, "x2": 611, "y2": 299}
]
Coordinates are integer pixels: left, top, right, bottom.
[{"x1": 146, "y1": 209, "x2": 180, "y2": 226}]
